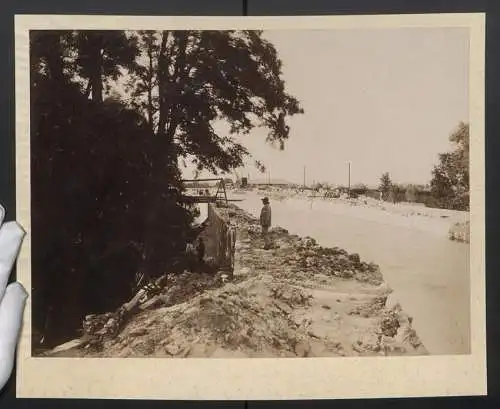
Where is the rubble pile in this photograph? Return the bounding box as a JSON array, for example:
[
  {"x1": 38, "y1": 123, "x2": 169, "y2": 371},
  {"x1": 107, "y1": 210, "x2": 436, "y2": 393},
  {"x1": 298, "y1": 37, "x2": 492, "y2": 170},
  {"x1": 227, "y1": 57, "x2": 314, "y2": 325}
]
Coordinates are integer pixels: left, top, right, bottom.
[
  {"x1": 76, "y1": 271, "x2": 232, "y2": 351},
  {"x1": 283, "y1": 239, "x2": 383, "y2": 285},
  {"x1": 46, "y1": 203, "x2": 427, "y2": 358},
  {"x1": 349, "y1": 301, "x2": 426, "y2": 356},
  {"x1": 378, "y1": 304, "x2": 426, "y2": 354},
  {"x1": 75, "y1": 278, "x2": 362, "y2": 358},
  {"x1": 219, "y1": 204, "x2": 383, "y2": 285},
  {"x1": 349, "y1": 295, "x2": 387, "y2": 318},
  {"x1": 82, "y1": 310, "x2": 126, "y2": 342},
  {"x1": 145, "y1": 271, "x2": 232, "y2": 309}
]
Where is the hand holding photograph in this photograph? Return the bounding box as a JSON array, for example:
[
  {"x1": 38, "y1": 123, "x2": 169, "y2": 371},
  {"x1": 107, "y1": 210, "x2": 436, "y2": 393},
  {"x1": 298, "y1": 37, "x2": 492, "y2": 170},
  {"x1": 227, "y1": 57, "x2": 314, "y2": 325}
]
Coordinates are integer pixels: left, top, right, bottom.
[{"x1": 15, "y1": 13, "x2": 486, "y2": 399}]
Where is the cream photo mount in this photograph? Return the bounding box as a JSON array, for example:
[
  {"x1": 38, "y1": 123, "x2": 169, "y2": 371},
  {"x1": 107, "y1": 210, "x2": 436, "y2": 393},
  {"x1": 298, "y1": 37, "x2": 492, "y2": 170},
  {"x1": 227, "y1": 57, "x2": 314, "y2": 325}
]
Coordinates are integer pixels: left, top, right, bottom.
[{"x1": 15, "y1": 13, "x2": 486, "y2": 400}]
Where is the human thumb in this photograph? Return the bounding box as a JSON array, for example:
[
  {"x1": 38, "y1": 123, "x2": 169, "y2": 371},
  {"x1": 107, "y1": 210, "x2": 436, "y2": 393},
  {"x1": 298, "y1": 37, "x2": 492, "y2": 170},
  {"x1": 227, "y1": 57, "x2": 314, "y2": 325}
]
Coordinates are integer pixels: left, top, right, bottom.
[{"x1": 0, "y1": 282, "x2": 28, "y2": 390}]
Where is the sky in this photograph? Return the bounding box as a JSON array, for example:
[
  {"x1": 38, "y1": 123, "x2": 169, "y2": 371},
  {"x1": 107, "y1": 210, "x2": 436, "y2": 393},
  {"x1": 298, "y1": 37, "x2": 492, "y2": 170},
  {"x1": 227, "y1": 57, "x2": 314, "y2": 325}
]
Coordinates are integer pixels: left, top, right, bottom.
[{"x1": 181, "y1": 27, "x2": 469, "y2": 188}]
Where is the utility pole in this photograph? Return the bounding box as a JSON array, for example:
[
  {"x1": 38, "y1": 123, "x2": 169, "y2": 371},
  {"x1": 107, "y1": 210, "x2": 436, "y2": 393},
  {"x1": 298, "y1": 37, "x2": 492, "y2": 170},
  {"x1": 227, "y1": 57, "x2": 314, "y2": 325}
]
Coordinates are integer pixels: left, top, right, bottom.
[
  {"x1": 303, "y1": 166, "x2": 306, "y2": 188},
  {"x1": 348, "y1": 161, "x2": 351, "y2": 197}
]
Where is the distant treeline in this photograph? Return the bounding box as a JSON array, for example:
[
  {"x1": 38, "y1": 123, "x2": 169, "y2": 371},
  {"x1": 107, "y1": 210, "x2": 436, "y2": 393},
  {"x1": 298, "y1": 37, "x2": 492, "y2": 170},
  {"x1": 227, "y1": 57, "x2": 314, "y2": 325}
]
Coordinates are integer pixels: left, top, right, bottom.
[
  {"x1": 376, "y1": 122, "x2": 469, "y2": 211},
  {"x1": 309, "y1": 122, "x2": 469, "y2": 211},
  {"x1": 311, "y1": 183, "x2": 433, "y2": 205}
]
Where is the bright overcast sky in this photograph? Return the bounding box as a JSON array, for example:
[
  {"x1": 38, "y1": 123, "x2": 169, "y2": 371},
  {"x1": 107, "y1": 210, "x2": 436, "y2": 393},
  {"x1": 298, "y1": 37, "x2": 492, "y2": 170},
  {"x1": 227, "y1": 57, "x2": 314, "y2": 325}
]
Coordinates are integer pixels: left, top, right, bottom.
[{"x1": 182, "y1": 28, "x2": 469, "y2": 187}]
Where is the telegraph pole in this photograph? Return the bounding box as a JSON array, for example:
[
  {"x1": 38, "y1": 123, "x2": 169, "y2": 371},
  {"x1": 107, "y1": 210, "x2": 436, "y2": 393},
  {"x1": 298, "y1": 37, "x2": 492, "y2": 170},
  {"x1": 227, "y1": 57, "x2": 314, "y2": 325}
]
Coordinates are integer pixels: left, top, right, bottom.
[
  {"x1": 303, "y1": 166, "x2": 306, "y2": 188},
  {"x1": 348, "y1": 161, "x2": 351, "y2": 197}
]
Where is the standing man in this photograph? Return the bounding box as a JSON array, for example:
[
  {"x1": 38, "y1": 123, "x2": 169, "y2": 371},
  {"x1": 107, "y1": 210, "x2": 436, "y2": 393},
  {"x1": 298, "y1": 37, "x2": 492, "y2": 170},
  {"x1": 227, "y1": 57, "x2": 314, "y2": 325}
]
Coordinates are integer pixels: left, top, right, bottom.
[{"x1": 260, "y1": 197, "x2": 272, "y2": 250}]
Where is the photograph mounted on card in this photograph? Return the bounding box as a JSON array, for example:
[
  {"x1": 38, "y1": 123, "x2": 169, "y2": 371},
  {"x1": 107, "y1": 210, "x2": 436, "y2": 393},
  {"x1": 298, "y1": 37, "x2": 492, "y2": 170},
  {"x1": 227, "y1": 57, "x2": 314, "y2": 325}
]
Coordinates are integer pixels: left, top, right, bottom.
[{"x1": 14, "y1": 13, "x2": 486, "y2": 399}]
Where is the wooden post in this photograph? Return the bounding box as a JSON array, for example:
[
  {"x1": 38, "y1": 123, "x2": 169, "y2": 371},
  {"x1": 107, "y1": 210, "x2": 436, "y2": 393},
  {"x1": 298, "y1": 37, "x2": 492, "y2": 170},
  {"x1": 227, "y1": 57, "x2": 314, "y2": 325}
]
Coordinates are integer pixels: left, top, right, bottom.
[{"x1": 222, "y1": 179, "x2": 228, "y2": 205}]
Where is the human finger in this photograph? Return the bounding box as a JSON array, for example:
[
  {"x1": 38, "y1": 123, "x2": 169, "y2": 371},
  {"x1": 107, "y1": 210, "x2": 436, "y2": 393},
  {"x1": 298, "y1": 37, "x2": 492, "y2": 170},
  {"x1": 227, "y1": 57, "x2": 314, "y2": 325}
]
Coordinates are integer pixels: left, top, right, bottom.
[
  {"x1": 0, "y1": 282, "x2": 28, "y2": 390},
  {"x1": 0, "y1": 221, "x2": 25, "y2": 302}
]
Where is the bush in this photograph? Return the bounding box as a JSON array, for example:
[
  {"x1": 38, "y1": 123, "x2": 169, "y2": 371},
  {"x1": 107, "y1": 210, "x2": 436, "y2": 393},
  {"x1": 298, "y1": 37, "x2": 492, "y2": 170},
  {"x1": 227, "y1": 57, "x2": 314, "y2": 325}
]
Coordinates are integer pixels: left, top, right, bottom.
[{"x1": 31, "y1": 80, "x2": 193, "y2": 348}]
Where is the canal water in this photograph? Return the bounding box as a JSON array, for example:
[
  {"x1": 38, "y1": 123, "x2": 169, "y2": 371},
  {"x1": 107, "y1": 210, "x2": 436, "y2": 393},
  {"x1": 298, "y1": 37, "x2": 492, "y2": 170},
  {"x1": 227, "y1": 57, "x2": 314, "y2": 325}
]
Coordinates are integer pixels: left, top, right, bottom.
[{"x1": 232, "y1": 192, "x2": 470, "y2": 355}]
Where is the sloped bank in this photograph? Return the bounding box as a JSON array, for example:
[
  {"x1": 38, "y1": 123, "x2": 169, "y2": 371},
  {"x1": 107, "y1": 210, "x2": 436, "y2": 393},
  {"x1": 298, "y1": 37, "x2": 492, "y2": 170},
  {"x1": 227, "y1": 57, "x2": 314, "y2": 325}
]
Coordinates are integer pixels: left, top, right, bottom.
[{"x1": 45, "y1": 203, "x2": 427, "y2": 358}]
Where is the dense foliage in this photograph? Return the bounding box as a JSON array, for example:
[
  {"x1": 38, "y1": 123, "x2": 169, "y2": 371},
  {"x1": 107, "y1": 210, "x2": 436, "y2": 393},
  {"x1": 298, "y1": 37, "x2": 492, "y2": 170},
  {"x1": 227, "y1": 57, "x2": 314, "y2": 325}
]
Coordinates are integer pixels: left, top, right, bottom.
[
  {"x1": 378, "y1": 172, "x2": 392, "y2": 201},
  {"x1": 429, "y1": 122, "x2": 469, "y2": 211},
  {"x1": 375, "y1": 123, "x2": 469, "y2": 209},
  {"x1": 30, "y1": 30, "x2": 303, "y2": 348}
]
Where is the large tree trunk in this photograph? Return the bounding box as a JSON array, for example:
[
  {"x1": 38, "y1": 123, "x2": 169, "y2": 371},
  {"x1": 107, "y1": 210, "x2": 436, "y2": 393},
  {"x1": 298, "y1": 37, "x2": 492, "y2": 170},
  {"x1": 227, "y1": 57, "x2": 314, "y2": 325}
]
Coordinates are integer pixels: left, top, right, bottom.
[
  {"x1": 146, "y1": 34, "x2": 154, "y2": 132},
  {"x1": 43, "y1": 33, "x2": 65, "y2": 83},
  {"x1": 164, "y1": 31, "x2": 189, "y2": 141},
  {"x1": 140, "y1": 31, "x2": 193, "y2": 278},
  {"x1": 157, "y1": 31, "x2": 169, "y2": 135},
  {"x1": 88, "y1": 33, "x2": 103, "y2": 104}
]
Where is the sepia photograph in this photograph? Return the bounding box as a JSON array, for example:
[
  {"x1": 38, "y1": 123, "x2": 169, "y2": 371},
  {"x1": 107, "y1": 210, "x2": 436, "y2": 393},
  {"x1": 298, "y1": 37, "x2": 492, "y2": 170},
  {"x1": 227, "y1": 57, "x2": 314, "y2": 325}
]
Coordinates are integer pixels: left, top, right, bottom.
[{"x1": 15, "y1": 14, "x2": 486, "y2": 399}]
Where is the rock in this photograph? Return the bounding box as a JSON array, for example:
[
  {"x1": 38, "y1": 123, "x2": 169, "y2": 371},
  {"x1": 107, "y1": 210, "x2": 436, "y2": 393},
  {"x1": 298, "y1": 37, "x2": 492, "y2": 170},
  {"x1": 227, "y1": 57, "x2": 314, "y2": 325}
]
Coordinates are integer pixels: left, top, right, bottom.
[
  {"x1": 348, "y1": 253, "x2": 361, "y2": 264},
  {"x1": 349, "y1": 295, "x2": 387, "y2": 318},
  {"x1": 294, "y1": 340, "x2": 311, "y2": 357},
  {"x1": 380, "y1": 309, "x2": 401, "y2": 337},
  {"x1": 164, "y1": 344, "x2": 182, "y2": 356}
]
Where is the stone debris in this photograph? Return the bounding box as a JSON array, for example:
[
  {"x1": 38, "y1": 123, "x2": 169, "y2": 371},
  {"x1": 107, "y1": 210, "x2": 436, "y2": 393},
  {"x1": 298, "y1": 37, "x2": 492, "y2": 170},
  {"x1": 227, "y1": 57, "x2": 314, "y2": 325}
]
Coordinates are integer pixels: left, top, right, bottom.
[
  {"x1": 79, "y1": 278, "x2": 325, "y2": 358},
  {"x1": 349, "y1": 295, "x2": 387, "y2": 318},
  {"x1": 76, "y1": 271, "x2": 231, "y2": 350},
  {"x1": 46, "y1": 203, "x2": 427, "y2": 358},
  {"x1": 448, "y1": 221, "x2": 470, "y2": 243},
  {"x1": 219, "y1": 205, "x2": 384, "y2": 285}
]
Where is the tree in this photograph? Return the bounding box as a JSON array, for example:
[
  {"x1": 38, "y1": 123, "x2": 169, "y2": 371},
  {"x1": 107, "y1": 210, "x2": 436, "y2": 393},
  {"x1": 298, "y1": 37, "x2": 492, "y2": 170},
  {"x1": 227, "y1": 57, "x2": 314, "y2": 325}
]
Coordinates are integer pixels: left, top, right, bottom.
[
  {"x1": 389, "y1": 183, "x2": 404, "y2": 204},
  {"x1": 379, "y1": 172, "x2": 392, "y2": 201},
  {"x1": 129, "y1": 30, "x2": 304, "y2": 173},
  {"x1": 405, "y1": 184, "x2": 418, "y2": 202},
  {"x1": 29, "y1": 30, "x2": 190, "y2": 347},
  {"x1": 129, "y1": 30, "x2": 304, "y2": 274},
  {"x1": 29, "y1": 29, "x2": 304, "y2": 348},
  {"x1": 126, "y1": 31, "x2": 160, "y2": 132},
  {"x1": 74, "y1": 31, "x2": 139, "y2": 103},
  {"x1": 429, "y1": 122, "x2": 469, "y2": 210}
]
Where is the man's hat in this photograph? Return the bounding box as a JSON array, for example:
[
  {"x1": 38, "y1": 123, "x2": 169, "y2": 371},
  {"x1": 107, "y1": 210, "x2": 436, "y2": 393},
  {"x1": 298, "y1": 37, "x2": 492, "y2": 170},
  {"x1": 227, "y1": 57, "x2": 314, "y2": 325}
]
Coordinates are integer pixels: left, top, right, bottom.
[{"x1": 262, "y1": 197, "x2": 269, "y2": 203}]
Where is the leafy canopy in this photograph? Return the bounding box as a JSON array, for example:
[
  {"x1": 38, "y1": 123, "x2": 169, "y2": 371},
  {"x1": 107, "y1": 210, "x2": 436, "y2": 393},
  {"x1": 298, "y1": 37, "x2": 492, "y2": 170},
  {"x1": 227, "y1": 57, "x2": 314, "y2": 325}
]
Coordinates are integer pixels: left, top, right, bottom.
[
  {"x1": 430, "y1": 122, "x2": 469, "y2": 210},
  {"x1": 126, "y1": 30, "x2": 304, "y2": 174}
]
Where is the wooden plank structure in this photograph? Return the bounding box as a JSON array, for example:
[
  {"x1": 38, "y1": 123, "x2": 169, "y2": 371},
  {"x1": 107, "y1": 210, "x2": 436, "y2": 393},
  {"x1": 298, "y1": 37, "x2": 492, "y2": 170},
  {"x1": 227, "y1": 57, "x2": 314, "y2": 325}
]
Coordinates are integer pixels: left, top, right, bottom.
[{"x1": 181, "y1": 177, "x2": 228, "y2": 205}]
